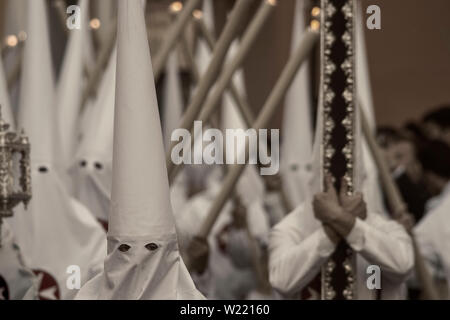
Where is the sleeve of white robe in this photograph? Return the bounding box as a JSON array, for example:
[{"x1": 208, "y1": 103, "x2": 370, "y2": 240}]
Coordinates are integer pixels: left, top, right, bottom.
[
  {"x1": 414, "y1": 210, "x2": 447, "y2": 280},
  {"x1": 269, "y1": 206, "x2": 414, "y2": 296},
  {"x1": 268, "y1": 207, "x2": 336, "y2": 296},
  {"x1": 345, "y1": 214, "x2": 414, "y2": 282}
]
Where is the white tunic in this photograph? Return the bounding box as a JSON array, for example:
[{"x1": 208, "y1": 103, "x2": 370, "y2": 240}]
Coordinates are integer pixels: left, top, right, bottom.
[
  {"x1": 0, "y1": 222, "x2": 37, "y2": 300},
  {"x1": 269, "y1": 204, "x2": 413, "y2": 299},
  {"x1": 414, "y1": 188, "x2": 450, "y2": 295}
]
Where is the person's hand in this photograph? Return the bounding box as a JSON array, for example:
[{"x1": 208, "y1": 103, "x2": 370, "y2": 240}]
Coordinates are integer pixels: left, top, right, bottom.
[
  {"x1": 323, "y1": 224, "x2": 341, "y2": 244},
  {"x1": 396, "y1": 212, "x2": 415, "y2": 233},
  {"x1": 339, "y1": 177, "x2": 367, "y2": 220},
  {"x1": 187, "y1": 236, "x2": 210, "y2": 275},
  {"x1": 313, "y1": 175, "x2": 344, "y2": 224}
]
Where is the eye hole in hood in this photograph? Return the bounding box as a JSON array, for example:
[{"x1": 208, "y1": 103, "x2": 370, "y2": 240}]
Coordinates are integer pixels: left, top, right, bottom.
[
  {"x1": 118, "y1": 244, "x2": 131, "y2": 252},
  {"x1": 145, "y1": 243, "x2": 159, "y2": 251},
  {"x1": 95, "y1": 162, "x2": 103, "y2": 170}
]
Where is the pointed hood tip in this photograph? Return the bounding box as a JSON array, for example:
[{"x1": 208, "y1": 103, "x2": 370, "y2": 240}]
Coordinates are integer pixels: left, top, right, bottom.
[
  {"x1": 109, "y1": 0, "x2": 175, "y2": 238},
  {"x1": 18, "y1": 0, "x2": 55, "y2": 164}
]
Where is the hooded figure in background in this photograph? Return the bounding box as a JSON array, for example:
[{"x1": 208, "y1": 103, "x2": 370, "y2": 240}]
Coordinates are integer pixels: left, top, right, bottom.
[
  {"x1": 70, "y1": 48, "x2": 117, "y2": 230},
  {"x1": 269, "y1": 98, "x2": 414, "y2": 299},
  {"x1": 76, "y1": 0, "x2": 203, "y2": 300},
  {"x1": 9, "y1": 0, "x2": 106, "y2": 300},
  {"x1": 55, "y1": 0, "x2": 93, "y2": 182},
  {"x1": 280, "y1": 0, "x2": 313, "y2": 210}
]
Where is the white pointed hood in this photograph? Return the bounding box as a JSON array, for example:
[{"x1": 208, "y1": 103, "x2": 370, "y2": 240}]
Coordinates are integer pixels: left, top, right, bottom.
[
  {"x1": 70, "y1": 47, "x2": 117, "y2": 224},
  {"x1": 356, "y1": 3, "x2": 386, "y2": 215},
  {"x1": 356, "y1": 4, "x2": 376, "y2": 131},
  {"x1": 281, "y1": 0, "x2": 313, "y2": 208},
  {"x1": 9, "y1": 1, "x2": 107, "y2": 300},
  {"x1": 77, "y1": 0, "x2": 203, "y2": 300},
  {"x1": 109, "y1": 2, "x2": 173, "y2": 237},
  {"x1": 55, "y1": 0, "x2": 89, "y2": 170},
  {"x1": 17, "y1": 0, "x2": 55, "y2": 164}
]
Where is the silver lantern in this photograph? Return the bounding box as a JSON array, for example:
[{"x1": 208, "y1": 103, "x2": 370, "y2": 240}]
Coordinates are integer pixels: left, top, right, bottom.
[{"x1": 0, "y1": 106, "x2": 31, "y2": 245}]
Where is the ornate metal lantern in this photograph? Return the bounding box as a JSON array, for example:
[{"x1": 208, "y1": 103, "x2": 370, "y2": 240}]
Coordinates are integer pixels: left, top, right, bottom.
[{"x1": 0, "y1": 106, "x2": 32, "y2": 244}]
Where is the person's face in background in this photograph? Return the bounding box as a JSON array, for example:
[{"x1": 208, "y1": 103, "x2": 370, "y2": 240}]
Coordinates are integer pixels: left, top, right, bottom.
[
  {"x1": 423, "y1": 121, "x2": 442, "y2": 140},
  {"x1": 385, "y1": 140, "x2": 422, "y2": 183},
  {"x1": 423, "y1": 121, "x2": 450, "y2": 147},
  {"x1": 441, "y1": 128, "x2": 450, "y2": 147},
  {"x1": 422, "y1": 170, "x2": 447, "y2": 197}
]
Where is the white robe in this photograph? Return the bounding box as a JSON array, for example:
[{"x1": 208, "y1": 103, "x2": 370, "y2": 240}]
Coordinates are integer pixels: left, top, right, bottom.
[
  {"x1": 269, "y1": 203, "x2": 413, "y2": 299},
  {"x1": 0, "y1": 222, "x2": 37, "y2": 300},
  {"x1": 10, "y1": 167, "x2": 107, "y2": 300},
  {"x1": 414, "y1": 186, "x2": 450, "y2": 295}
]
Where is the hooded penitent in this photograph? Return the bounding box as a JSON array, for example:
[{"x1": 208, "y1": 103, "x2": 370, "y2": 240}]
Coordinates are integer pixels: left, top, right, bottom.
[
  {"x1": 268, "y1": 5, "x2": 413, "y2": 299},
  {"x1": 76, "y1": 0, "x2": 203, "y2": 300},
  {"x1": 355, "y1": 2, "x2": 387, "y2": 216},
  {"x1": 55, "y1": 0, "x2": 90, "y2": 175},
  {"x1": 8, "y1": 0, "x2": 106, "y2": 300},
  {"x1": 281, "y1": 0, "x2": 313, "y2": 209},
  {"x1": 70, "y1": 47, "x2": 117, "y2": 229}
]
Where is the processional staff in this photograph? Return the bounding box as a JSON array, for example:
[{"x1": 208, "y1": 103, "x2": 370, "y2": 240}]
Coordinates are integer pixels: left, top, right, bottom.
[{"x1": 312, "y1": 0, "x2": 360, "y2": 300}]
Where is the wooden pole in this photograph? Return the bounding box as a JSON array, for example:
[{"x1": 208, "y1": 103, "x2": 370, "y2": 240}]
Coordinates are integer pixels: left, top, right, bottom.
[
  {"x1": 360, "y1": 104, "x2": 440, "y2": 300},
  {"x1": 184, "y1": 29, "x2": 319, "y2": 269}
]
